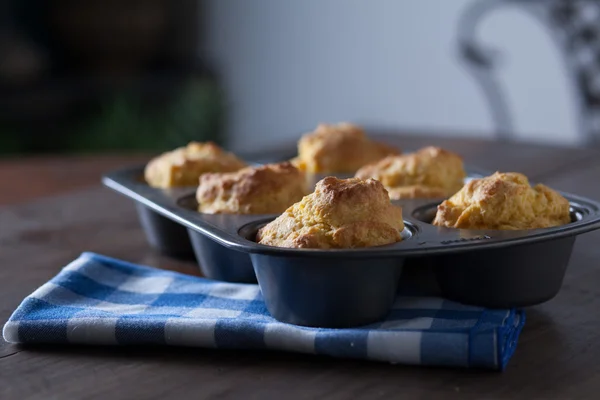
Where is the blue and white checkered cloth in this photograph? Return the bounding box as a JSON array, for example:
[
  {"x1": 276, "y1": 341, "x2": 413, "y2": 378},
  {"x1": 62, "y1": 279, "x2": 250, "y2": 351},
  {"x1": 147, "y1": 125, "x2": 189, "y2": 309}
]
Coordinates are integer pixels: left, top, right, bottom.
[{"x1": 3, "y1": 252, "x2": 524, "y2": 370}]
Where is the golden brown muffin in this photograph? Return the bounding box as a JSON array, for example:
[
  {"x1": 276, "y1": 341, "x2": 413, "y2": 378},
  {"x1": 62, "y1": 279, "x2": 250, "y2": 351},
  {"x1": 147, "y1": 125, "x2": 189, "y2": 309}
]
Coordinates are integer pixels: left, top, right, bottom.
[
  {"x1": 196, "y1": 162, "x2": 307, "y2": 214},
  {"x1": 355, "y1": 146, "x2": 466, "y2": 200},
  {"x1": 144, "y1": 142, "x2": 247, "y2": 188},
  {"x1": 257, "y1": 177, "x2": 404, "y2": 249},
  {"x1": 291, "y1": 123, "x2": 400, "y2": 174},
  {"x1": 432, "y1": 172, "x2": 571, "y2": 230}
]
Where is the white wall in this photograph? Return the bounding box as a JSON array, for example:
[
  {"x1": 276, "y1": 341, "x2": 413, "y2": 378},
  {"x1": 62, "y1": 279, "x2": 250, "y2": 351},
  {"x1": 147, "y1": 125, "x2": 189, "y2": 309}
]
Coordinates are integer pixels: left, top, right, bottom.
[{"x1": 201, "y1": 0, "x2": 580, "y2": 152}]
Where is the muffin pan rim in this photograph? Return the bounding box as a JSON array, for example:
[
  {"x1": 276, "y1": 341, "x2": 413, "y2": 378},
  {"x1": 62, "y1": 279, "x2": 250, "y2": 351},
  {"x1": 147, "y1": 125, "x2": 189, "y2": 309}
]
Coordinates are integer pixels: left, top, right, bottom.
[{"x1": 102, "y1": 165, "x2": 600, "y2": 259}]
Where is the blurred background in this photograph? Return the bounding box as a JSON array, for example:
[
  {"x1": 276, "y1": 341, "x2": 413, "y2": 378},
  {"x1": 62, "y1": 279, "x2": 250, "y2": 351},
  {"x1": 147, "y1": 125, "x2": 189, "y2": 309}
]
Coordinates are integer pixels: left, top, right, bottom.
[{"x1": 0, "y1": 0, "x2": 597, "y2": 156}]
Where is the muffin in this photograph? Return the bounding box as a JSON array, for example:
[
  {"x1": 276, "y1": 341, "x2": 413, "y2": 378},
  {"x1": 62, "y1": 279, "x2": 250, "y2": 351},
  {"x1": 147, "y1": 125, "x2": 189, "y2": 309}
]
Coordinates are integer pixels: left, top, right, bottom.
[
  {"x1": 144, "y1": 142, "x2": 247, "y2": 188},
  {"x1": 432, "y1": 172, "x2": 571, "y2": 230},
  {"x1": 257, "y1": 176, "x2": 404, "y2": 249},
  {"x1": 291, "y1": 123, "x2": 400, "y2": 174},
  {"x1": 355, "y1": 146, "x2": 466, "y2": 200},
  {"x1": 196, "y1": 162, "x2": 307, "y2": 214}
]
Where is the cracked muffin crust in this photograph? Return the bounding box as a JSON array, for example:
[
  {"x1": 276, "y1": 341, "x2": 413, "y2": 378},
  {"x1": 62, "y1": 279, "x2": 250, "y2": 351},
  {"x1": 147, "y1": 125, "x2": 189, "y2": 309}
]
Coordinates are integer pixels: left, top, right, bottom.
[
  {"x1": 355, "y1": 146, "x2": 466, "y2": 200},
  {"x1": 432, "y1": 172, "x2": 571, "y2": 230},
  {"x1": 257, "y1": 176, "x2": 404, "y2": 249},
  {"x1": 291, "y1": 123, "x2": 400, "y2": 174},
  {"x1": 196, "y1": 162, "x2": 307, "y2": 214},
  {"x1": 144, "y1": 142, "x2": 247, "y2": 188}
]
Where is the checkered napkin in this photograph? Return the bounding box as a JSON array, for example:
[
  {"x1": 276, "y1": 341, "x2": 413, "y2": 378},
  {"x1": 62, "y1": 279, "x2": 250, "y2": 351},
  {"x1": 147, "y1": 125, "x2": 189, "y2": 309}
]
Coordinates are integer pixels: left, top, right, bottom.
[{"x1": 3, "y1": 252, "x2": 525, "y2": 370}]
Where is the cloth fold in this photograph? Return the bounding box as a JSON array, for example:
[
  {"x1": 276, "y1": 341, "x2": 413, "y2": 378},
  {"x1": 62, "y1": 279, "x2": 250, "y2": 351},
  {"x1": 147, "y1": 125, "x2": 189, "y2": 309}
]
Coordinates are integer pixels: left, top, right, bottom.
[{"x1": 3, "y1": 252, "x2": 524, "y2": 370}]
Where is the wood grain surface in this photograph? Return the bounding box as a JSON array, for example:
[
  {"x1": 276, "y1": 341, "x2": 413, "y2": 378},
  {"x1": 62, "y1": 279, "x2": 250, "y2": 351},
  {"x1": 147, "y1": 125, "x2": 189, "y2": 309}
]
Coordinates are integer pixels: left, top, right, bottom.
[{"x1": 1, "y1": 136, "x2": 600, "y2": 400}]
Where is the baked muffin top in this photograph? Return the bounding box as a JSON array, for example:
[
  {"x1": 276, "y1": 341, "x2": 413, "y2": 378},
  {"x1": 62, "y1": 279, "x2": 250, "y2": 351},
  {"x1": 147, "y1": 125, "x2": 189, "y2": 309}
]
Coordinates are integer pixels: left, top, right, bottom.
[
  {"x1": 291, "y1": 123, "x2": 400, "y2": 174},
  {"x1": 432, "y1": 172, "x2": 571, "y2": 230},
  {"x1": 196, "y1": 162, "x2": 307, "y2": 214},
  {"x1": 144, "y1": 142, "x2": 246, "y2": 188},
  {"x1": 355, "y1": 146, "x2": 466, "y2": 200},
  {"x1": 257, "y1": 176, "x2": 404, "y2": 249}
]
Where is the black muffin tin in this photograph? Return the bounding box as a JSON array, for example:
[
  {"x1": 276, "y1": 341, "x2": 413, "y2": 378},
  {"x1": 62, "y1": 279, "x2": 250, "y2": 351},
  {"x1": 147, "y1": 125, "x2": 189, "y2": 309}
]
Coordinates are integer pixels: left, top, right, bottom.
[{"x1": 103, "y1": 166, "x2": 600, "y2": 328}]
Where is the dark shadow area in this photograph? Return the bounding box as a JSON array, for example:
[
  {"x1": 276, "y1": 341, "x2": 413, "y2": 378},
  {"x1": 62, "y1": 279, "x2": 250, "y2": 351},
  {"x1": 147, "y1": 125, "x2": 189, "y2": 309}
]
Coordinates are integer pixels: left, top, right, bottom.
[{"x1": 0, "y1": 0, "x2": 224, "y2": 155}]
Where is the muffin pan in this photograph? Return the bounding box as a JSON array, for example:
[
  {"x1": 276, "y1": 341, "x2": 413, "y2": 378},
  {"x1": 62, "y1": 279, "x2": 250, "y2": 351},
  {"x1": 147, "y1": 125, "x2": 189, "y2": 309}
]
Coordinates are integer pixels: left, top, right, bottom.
[
  {"x1": 135, "y1": 201, "x2": 196, "y2": 260},
  {"x1": 103, "y1": 166, "x2": 600, "y2": 328}
]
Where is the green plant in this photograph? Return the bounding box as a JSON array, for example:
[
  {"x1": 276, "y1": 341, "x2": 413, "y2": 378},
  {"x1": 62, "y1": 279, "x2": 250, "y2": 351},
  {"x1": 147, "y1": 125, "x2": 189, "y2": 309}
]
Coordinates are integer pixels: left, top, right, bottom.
[
  {"x1": 70, "y1": 78, "x2": 225, "y2": 152},
  {"x1": 0, "y1": 126, "x2": 25, "y2": 155}
]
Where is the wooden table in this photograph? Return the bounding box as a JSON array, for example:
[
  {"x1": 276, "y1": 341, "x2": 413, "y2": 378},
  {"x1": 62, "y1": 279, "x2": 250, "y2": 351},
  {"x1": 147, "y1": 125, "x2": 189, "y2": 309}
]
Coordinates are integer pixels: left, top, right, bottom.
[{"x1": 2, "y1": 136, "x2": 600, "y2": 399}]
